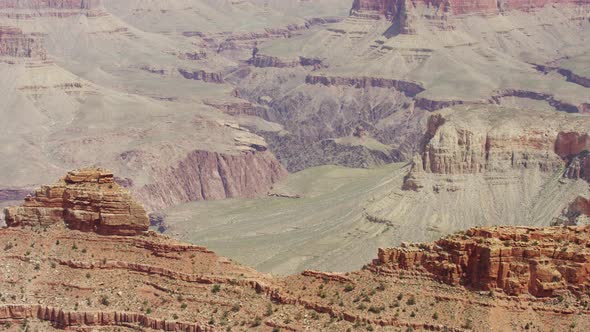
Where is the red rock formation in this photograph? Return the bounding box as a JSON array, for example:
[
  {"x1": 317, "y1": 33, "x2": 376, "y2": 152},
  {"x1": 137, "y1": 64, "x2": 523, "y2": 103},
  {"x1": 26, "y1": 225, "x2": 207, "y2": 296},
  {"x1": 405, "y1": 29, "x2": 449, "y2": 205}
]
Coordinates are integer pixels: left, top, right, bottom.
[
  {"x1": 4, "y1": 168, "x2": 149, "y2": 236},
  {"x1": 556, "y1": 132, "x2": 590, "y2": 159},
  {"x1": 370, "y1": 226, "x2": 590, "y2": 297},
  {"x1": 0, "y1": 26, "x2": 46, "y2": 60},
  {"x1": 0, "y1": 304, "x2": 208, "y2": 331}
]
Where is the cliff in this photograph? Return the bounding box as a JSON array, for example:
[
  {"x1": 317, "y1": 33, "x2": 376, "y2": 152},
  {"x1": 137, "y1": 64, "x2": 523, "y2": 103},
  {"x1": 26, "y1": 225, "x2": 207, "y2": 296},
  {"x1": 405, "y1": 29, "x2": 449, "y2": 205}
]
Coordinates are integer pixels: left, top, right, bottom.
[
  {"x1": 4, "y1": 168, "x2": 149, "y2": 236},
  {"x1": 404, "y1": 108, "x2": 590, "y2": 191},
  {"x1": 0, "y1": 0, "x2": 101, "y2": 10},
  {"x1": 350, "y1": 0, "x2": 590, "y2": 34},
  {"x1": 351, "y1": 0, "x2": 590, "y2": 18},
  {"x1": 0, "y1": 26, "x2": 46, "y2": 59},
  {"x1": 1, "y1": 177, "x2": 590, "y2": 331},
  {"x1": 134, "y1": 150, "x2": 288, "y2": 210},
  {"x1": 370, "y1": 225, "x2": 590, "y2": 297}
]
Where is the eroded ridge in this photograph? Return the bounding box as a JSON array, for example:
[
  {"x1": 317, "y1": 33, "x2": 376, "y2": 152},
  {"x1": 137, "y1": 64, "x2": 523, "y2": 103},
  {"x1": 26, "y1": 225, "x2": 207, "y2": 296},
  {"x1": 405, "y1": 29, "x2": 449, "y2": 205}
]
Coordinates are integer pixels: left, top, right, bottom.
[
  {"x1": 1, "y1": 169, "x2": 590, "y2": 331},
  {"x1": 4, "y1": 168, "x2": 149, "y2": 236},
  {"x1": 370, "y1": 226, "x2": 590, "y2": 297}
]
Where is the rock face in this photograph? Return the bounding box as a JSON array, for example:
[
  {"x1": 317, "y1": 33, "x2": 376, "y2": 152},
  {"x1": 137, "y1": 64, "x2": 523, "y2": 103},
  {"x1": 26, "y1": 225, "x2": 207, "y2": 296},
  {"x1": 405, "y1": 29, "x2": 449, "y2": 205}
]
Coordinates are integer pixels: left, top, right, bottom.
[
  {"x1": 404, "y1": 108, "x2": 590, "y2": 191},
  {"x1": 413, "y1": 112, "x2": 563, "y2": 176},
  {"x1": 0, "y1": 26, "x2": 46, "y2": 59},
  {"x1": 351, "y1": 0, "x2": 590, "y2": 35},
  {"x1": 178, "y1": 69, "x2": 224, "y2": 84},
  {"x1": 0, "y1": 0, "x2": 101, "y2": 10},
  {"x1": 4, "y1": 168, "x2": 149, "y2": 236},
  {"x1": 352, "y1": 0, "x2": 590, "y2": 18},
  {"x1": 305, "y1": 74, "x2": 425, "y2": 97},
  {"x1": 371, "y1": 226, "x2": 590, "y2": 297},
  {"x1": 134, "y1": 150, "x2": 288, "y2": 210}
]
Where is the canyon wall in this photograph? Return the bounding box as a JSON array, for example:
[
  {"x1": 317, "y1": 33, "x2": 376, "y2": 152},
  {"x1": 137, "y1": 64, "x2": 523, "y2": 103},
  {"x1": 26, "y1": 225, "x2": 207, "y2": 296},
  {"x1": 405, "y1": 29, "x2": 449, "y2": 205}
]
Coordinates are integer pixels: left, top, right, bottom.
[
  {"x1": 134, "y1": 150, "x2": 288, "y2": 210},
  {"x1": 370, "y1": 226, "x2": 590, "y2": 297},
  {"x1": 407, "y1": 110, "x2": 590, "y2": 180},
  {"x1": 4, "y1": 168, "x2": 149, "y2": 235},
  {"x1": 414, "y1": 114, "x2": 563, "y2": 176},
  {"x1": 352, "y1": 0, "x2": 590, "y2": 18},
  {"x1": 0, "y1": 0, "x2": 101, "y2": 9},
  {"x1": 0, "y1": 26, "x2": 46, "y2": 59}
]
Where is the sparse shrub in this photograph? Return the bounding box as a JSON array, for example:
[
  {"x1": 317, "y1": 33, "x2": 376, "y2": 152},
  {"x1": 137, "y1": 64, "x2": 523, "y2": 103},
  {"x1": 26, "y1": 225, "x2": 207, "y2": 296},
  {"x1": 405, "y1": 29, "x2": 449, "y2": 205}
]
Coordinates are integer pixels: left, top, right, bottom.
[
  {"x1": 180, "y1": 303, "x2": 188, "y2": 310},
  {"x1": 212, "y1": 284, "x2": 221, "y2": 294},
  {"x1": 344, "y1": 284, "x2": 355, "y2": 292},
  {"x1": 100, "y1": 295, "x2": 110, "y2": 306},
  {"x1": 406, "y1": 295, "x2": 416, "y2": 305},
  {"x1": 173, "y1": 313, "x2": 179, "y2": 320},
  {"x1": 397, "y1": 293, "x2": 403, "y2": 301},
  {"x1": 376, "y1": 282, "x2": 386, "y2": 291},
  {"x1": 231, "y1": 304, "x2": 240, "y2": 312},
  {"x1": 252, "y1": 316, "x2": 262, "y2": 327},
  {"x1": 433, "y1": 312, "x2": 439, "y2": 320},
  {"x1": 265, "y1": 303, "x2": 273, "y2": 316},
  {"x1": 72, "y1": 243, "x2": 78, "y2": 250},
  {"x1": 410, "y1": 311, "x2": 416, "y2": 317},
  {"x1": 368, "y1": 306, "x2": 384, "y2": 314},
  {"x1": 4, "y1": 242, "x2": 13, "y2": 251}
]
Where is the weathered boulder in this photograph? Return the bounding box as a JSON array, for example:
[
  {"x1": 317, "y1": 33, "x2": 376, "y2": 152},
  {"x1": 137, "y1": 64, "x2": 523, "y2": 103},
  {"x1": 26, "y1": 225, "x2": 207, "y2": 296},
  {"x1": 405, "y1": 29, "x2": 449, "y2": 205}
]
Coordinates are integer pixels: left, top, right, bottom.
[{"x1": 4, "y1": 168, "x2": 149, "y2": 236}]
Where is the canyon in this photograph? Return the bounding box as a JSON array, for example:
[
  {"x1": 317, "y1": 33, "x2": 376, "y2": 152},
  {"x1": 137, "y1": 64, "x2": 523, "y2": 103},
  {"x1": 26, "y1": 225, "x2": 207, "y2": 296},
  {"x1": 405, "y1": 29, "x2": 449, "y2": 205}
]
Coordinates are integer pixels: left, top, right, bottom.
[
  {"x1": 1, "y1": 170, "x2": 590, "y2": 331},
  {"x1": 0, "y1": 0, "x2": 589, "y2": 329}
]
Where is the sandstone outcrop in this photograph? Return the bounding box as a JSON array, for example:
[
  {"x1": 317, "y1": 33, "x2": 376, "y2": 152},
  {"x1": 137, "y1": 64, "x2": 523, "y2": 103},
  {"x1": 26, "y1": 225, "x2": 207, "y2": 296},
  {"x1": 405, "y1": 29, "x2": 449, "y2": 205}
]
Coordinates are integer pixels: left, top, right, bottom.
[
  {"x1": 404, "y1": 108, "x2": 590, "y2": 191},
  {"x1": 0, "y1": 305, "x2": 207, "y2": 331},
  {"x1": 2, "y1": 202, "x2": 590, "y2": 331},
  {"x1": 370, "y1": 225, "x2": 590, "y2": 297},
  {"x1": 0, "y1": 26, "x2": 46, "y2": 60},
  {"x1": 413, "y1": 112, "x2": 564, "y2": 176},
  {"x1": 4, "y1": 168, "x2": 149, "y2": 236},
  {"x1": 351, "y1": 0, "x2": 590, "y2": 36},
  {"x1": 351, "y1": 0, "x2": 590, "y2": 19}
]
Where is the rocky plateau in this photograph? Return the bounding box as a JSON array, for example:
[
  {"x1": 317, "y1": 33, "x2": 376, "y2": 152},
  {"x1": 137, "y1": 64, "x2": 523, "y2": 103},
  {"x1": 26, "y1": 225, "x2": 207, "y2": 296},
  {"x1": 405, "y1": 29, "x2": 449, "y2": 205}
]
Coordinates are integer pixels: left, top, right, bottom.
[{"x1": 1, "y1": 169, "x2": 590, "y2": 331}]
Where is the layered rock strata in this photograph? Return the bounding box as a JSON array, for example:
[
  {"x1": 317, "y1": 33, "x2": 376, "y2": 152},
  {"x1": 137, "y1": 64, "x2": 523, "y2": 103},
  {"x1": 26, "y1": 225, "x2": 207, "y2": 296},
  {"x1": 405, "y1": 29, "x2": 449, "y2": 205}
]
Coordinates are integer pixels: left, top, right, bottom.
[
  {"x1": 134, "y1": 150, "x2": 288, "y2": 210},
  {"x1": 404, "y1": 109, "x2": 590, "y2": 192},
  {"x1": 4, "y1": 168, "x2": 149, "y2": 236},
  {"x1": 0, "y1": 0, "x2": 101, "y2": 9},
  {"x1": 305, "y1": 74, "x2": 425, "y2": 97},
  {"x1": 370, "y1": 226, "x2": 590, "y2": 297},
  {"x1": 351, "y1": 0, "x2": 590, "y2": 18},
  {"x1": 0, "y1": 26, "x2": 46, "y2": 60}
]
